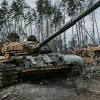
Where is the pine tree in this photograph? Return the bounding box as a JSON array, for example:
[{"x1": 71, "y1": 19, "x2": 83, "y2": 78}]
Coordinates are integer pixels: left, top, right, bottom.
[{"x1": 36, "y1": 0, "x2": 53, "y2": 40}]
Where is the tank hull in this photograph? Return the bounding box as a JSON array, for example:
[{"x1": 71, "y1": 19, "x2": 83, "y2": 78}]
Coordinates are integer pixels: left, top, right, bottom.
[{"x1": 21, "y1": 68, "x2": 67, "y2": 80}]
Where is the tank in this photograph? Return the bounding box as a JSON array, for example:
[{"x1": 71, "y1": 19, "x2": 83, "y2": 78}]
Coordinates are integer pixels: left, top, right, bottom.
[
  {"x1": 0, "y1": 40, "x2": 84, "y2": 86},
  {"x1": 0, "y1": 1, "x2": 100, "y2": 87}
]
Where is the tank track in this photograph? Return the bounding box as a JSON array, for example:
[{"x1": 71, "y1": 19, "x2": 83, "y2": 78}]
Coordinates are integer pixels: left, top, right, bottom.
[{"x1": 0, "y1": 63, "x2": 18, "y2": 88}]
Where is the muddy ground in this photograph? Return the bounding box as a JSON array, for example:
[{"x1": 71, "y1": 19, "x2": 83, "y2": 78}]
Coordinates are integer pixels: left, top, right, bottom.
[
  {"x1": 0, "y1": 78, "x2": 77, "y2": 100},
  {"x1": 0, "y1": 64, "x2": 100, "y2": 100},
  {"x1": 1, "y1": 77, "x2": 100, "y2": 100}
]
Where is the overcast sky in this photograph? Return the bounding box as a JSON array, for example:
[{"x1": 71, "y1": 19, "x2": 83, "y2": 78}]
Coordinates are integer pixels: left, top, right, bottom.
[{"x1": 0, "y1": 0, "x2": 100, "y2": 42}]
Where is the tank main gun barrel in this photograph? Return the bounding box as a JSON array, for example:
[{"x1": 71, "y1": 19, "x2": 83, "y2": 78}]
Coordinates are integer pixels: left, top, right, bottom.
[{"x1": 36, "y1": 1, "x2": 100, "y2": 50}]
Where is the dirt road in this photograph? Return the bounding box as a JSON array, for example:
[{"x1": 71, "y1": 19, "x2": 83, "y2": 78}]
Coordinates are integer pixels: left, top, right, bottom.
[
  {"x1": 0, "y1": 77, "x2": 100, "y2": 100},
  {"x1": 0, "y1": 79, "x2": 77, "y2": 100}
]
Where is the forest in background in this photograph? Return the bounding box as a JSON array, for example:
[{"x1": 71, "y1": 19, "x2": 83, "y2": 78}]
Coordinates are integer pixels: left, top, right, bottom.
[{"x1": 0, "y1": 0, "x2": 100, "y2": 52}]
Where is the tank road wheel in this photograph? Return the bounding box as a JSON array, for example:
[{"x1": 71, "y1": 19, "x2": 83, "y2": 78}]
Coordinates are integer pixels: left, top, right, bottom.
[{"x1": 0, "y1": 63, "x2": 18, "y2": 88}]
